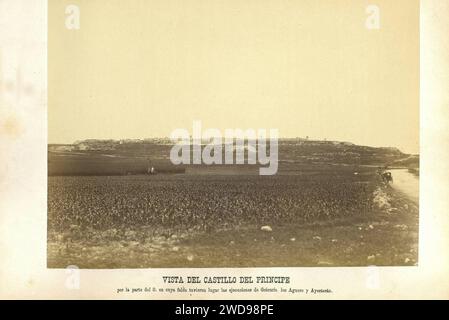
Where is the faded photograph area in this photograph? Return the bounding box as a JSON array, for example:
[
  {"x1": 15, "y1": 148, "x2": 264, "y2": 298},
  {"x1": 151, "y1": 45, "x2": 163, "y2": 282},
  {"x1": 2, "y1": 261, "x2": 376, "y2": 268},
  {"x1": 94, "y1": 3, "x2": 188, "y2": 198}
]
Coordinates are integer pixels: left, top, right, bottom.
[{"x1": 47, "y1": 0, "x2": 419, "y2": 268}]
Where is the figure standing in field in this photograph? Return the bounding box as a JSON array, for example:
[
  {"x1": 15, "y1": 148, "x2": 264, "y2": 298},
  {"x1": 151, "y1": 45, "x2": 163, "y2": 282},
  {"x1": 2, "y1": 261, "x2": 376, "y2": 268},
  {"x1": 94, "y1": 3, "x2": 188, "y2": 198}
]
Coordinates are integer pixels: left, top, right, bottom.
[
  {"x1": 382, "y1": 171, "x2": 393, "y2": 184},
  {"x1": 377, "y1": 166, "x2": 393, "y2": 184}
]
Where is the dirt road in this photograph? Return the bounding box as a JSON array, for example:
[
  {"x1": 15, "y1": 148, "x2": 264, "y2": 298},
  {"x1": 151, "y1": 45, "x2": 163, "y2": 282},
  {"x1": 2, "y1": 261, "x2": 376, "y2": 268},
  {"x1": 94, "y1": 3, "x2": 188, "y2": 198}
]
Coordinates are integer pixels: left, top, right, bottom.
[{"x1": 390, "y1": 169, "x2": 419, "y2": 204}]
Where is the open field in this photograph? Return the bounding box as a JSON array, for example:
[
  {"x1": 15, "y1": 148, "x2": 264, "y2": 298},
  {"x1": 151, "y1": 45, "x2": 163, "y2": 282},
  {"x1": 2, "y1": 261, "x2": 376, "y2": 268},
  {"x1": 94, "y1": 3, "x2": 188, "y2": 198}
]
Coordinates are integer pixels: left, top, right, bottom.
[
  {"x1": 47, "y1": 167, "x2": 418, "y2": 268},
  {"x1": 47, "y1": 140, "x2": 418, "y2": 267},
  {"x1": 48, "y1": 152, "x2": 185, "y2": 175}
]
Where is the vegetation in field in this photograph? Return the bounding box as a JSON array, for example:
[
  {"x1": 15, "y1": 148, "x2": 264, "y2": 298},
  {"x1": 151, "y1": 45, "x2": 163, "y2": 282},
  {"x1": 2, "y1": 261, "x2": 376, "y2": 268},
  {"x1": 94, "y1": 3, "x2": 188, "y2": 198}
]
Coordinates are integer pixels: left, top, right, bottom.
[
  {"x1": 47, "y1": 172, "x2": 418, "y2": 268},
  {"x1": 46, "y1": 140, "x2": 419, "y2": 268},
  {"x1": 48, "y1": 174, "x2": 376, "y2": 235}
]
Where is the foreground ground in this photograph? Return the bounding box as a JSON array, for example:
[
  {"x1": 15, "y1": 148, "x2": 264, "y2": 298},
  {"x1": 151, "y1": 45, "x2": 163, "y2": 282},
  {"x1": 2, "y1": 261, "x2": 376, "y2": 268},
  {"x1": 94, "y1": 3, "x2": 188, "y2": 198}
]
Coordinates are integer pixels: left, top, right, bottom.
[{"x1": 47, "y1": 168, "x2": 418, "y2": 268}]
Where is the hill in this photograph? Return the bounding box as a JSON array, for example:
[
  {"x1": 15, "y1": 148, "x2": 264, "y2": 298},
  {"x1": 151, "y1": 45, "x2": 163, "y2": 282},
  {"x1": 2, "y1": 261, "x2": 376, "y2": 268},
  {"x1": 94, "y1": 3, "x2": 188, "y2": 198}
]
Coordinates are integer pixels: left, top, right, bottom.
[{"x1": 48, "y1": 138, "x2": 414, "y2": 176}]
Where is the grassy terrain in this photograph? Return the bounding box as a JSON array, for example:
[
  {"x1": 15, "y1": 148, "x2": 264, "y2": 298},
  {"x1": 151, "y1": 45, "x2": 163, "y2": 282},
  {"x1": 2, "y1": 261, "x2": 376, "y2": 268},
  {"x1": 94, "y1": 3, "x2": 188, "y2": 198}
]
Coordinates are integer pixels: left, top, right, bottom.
[
  {"x1": 47, "y1": 169, "x2": 418, "y2": 268},
  {"x1": 47, "y1": 140, "x2": 418, "y2": 268},
  {"x1": 48, "y1": 152, "x2": 185, "y2": 175}
]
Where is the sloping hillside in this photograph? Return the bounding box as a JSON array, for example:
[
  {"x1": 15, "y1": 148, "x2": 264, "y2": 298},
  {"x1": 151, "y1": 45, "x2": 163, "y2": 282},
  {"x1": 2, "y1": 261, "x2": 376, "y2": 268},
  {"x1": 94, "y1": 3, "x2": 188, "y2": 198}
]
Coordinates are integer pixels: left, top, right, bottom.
[{"x1": 48, "y1": 138, "x2": 415, "y2": 176}]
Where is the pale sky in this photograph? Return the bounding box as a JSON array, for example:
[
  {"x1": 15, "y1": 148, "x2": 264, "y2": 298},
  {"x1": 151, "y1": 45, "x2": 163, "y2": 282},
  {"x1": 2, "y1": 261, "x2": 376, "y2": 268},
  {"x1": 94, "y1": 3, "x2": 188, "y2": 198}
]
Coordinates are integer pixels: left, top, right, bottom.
[{"x1": 49, "y1": 0, "x2": 419, "y2": 154}]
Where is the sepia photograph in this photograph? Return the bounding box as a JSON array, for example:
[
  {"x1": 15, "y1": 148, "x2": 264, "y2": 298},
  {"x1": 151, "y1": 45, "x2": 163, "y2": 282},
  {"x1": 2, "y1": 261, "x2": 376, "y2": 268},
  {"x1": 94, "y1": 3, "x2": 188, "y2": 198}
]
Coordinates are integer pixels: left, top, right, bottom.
[
  {"x1": 4, "y1": 0, "x2": 449, "y2": 302},
  {"x1": 46, "y1": 0, "x2": 420, "y2": 269}
]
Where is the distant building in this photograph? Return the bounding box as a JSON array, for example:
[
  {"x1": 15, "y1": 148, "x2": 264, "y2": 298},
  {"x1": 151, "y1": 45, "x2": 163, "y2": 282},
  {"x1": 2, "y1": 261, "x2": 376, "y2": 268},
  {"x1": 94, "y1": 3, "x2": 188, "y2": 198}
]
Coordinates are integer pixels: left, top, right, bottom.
[{"x1": 48, "y1": 144, "x2": 75, "y2": 152}]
